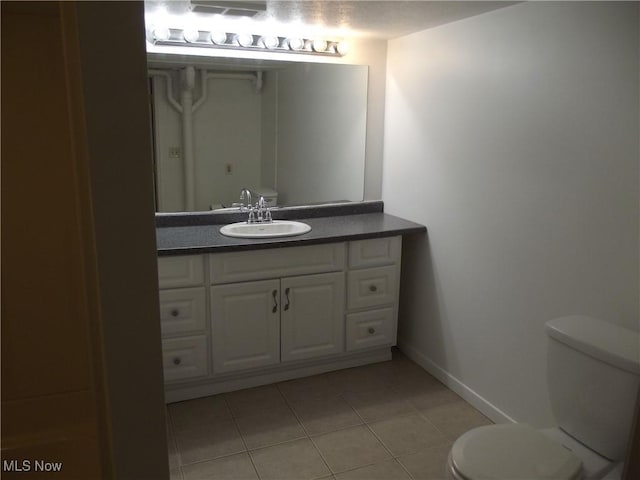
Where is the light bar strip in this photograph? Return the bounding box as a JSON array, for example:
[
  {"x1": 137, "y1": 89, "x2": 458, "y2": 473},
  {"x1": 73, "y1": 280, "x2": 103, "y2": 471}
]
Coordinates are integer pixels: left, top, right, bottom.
[{"x1": 149, "y1": 28, "x2": 346, "y2": 57}]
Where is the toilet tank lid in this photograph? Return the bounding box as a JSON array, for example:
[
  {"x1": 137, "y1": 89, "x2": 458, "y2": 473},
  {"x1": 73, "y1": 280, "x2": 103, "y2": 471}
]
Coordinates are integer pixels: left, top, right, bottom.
[
  {"x1": 546, "y1": 316, "x2": 640, "y2": 375},
  {"x1": 252, "y1": 187, "x2": 278, "y2": 197}
]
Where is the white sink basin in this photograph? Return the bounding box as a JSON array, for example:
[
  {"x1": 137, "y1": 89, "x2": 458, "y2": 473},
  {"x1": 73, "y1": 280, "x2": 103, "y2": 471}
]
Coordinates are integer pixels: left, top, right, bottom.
[{"x1": 220, "y1": 220, "x2": 311, "y2": 239}]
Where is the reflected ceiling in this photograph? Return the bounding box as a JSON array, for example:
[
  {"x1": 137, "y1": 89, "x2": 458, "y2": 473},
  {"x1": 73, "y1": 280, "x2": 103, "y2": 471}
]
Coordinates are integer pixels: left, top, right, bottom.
[{"x1": 145, "y1": 1, "x2": 516, "y2": 39}]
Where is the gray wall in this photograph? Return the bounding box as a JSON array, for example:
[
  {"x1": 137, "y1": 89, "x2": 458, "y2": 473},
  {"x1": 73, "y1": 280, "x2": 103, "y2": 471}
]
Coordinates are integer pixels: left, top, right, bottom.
[
  {"x1": 383, "y1": 2, "x2": 639, "y2": 426},
  {"x1": 276, "y1": 63, "x2": 367, "y2": 205}
]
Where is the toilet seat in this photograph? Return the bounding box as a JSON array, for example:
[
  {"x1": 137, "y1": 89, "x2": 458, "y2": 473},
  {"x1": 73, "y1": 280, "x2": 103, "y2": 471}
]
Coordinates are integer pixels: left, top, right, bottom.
[{"x1": 450, "y1": 424, "x2": 583, "y2": 480}]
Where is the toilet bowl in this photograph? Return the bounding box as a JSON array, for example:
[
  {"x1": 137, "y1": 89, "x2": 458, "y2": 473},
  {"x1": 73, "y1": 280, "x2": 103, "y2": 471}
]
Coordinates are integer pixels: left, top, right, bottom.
[
  {"x1": 446, "y1": 424, "x2": 617, "y2": 480},
  {"x1": 447, "y1": 316, "x2": 639, "y2": 480}
]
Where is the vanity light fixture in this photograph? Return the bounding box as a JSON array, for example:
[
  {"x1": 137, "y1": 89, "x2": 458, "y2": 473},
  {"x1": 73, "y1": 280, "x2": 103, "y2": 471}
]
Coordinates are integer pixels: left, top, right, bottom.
[
  {"x1": 336, "y1": 41, "x2": 349, "y2": 56},
  {"x1": 210, "y1": 31, "x2": 227, "y2": 45},
  {"x1": 286, "y1": 37, "x2": 304, "y2": 51},
  {"x1": 311, "y1": 39, "x2": 328, "y2": 53},
  {"x1": 235, "y1": 33, "x2": 254, "y2": 47},
  {"x1": 148, "y1": 26, "x2": 348, "y2": 57},
  {"x1": 258, "y1": 35, "x2": 279, "y2": 49},
  {"x1": 152, "y1": 26, "x2": 171, "y2": 42},
  {"x1": 183, "y1": 28, "x2": 201, "y2": 43}
]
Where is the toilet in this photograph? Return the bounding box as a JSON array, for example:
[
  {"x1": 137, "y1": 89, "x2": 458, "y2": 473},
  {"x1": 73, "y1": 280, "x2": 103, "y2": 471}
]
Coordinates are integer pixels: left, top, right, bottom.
[{"x1": 447, "y1": 315, "x2": 640, "y2": 480}]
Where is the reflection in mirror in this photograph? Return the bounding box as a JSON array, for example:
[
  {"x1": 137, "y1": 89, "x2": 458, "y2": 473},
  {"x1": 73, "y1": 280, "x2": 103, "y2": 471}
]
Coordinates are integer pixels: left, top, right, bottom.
[{"x1": 149, "y1": 60, "x2": 368, "y2": 212}]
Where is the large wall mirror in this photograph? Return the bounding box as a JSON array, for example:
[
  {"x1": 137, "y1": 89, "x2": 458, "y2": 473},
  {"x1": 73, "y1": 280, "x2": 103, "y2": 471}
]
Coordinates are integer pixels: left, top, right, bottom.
[{"x1": 149, "y1": 55, "x2": 368, "y2": 213}]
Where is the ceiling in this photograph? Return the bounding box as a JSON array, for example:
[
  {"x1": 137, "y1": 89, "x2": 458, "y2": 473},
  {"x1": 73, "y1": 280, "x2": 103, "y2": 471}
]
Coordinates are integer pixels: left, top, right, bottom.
[{"x1": 145, "y1": 1, "x2": 516, "y2": 39}]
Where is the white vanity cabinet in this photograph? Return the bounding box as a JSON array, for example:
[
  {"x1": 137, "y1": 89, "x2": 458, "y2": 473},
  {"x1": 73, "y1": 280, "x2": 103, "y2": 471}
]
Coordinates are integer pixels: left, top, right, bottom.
[{"x1": 157, "y1": 235, "x2": 403, "y2": 402}]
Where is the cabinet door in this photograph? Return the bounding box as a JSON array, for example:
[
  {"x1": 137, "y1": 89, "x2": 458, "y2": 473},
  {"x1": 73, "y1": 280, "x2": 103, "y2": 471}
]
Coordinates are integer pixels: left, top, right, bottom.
[
  {"x1": 281, "y1": 272, "x2": 345, "y2": 362},
  {"x1": 211, "y1": 279, "x2": 280, "y2": 374}
]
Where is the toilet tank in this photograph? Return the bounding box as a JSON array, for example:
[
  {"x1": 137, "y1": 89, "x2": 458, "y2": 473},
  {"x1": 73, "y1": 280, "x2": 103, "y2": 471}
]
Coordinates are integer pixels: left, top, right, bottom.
[
  {"x1": 253, "y1": 187, "x2": 278, "y2": 207},
  {"x1": 546, "y1": 316, "x2": 640, "y2": 461}
]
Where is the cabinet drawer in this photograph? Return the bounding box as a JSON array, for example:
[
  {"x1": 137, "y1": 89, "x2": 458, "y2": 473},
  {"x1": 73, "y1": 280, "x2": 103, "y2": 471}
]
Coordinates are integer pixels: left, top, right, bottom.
[
  {"x1": 162, "y1": 335, "x2": 208, "y2": 382},
  {"x1": 159, "y1": 287, "x2": 206, "y2": 336},
  {"x1": 158, "y1": 255, "x2": 205, "y2": 288},
  {"x1": 209, "y1": 243, "x2": 345, "y2": 284},
  {"x1": 348, "y1": 236, "x2": 401, "y2": 269},
  {"x1": 346, "y1": 308, "x2": 395, "y2": 351},
  {"x1": 347, "y1": 265, "x2": 398, "y2": 310}
]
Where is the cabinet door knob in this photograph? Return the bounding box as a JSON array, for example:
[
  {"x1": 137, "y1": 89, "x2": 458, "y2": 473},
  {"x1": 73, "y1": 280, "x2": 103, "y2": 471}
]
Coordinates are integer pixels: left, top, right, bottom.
[
  {"x1": 272, "y1": 289, "x2": 278, "y2": 313},
  {"x1": 368, "y1": 327, "x2": 376, "y2": 334},
  {"x1": 171, "y1": 309, "x2": 179, "y2": 317},
  {"x1": 369, "y1": 284, "x2": 377, "y2": 292},
  {"x1": 173, "y1": 357, "x2": 182, "y2": 365}
]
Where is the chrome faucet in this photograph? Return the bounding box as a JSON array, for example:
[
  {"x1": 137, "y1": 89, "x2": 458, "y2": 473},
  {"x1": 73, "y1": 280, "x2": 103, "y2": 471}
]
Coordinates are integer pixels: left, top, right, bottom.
[
  {"x1": 239, "y1": 188, "x2": 252, "y2": 210},
  {"x1": 257, "y1": 196, "x2": 265, "y2": 222},
  {"x1": 247, "y1": 196, "x2": 272, "y2": 224},
  {"x1": 235, "y1": 189, "x2": 273, "y2": 223}
]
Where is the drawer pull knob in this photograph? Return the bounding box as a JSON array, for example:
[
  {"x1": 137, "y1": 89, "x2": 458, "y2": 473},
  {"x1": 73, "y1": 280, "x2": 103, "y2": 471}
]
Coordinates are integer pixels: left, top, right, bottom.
[
  {"x1": 369, "y1": 285, "x2": 377, "y2": 292},
  {"x1": 171, "y1": 309, "x2": 179, "y2": 317},
  {"x1": 173, "y1": 357, "x2": 182, "y2": 365},
  {"x1": 368, "y1": 327, "x2": 376, "y2": 334}
]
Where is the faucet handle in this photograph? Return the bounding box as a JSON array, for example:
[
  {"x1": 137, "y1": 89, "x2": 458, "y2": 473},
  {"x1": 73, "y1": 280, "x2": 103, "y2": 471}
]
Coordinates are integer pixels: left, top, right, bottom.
[
  {"x1": 265, "y1": 208, "x2": 272, "y2": 222},
  {"x1": 247, "y1": 206, "x2": 255, "y2": 223}
]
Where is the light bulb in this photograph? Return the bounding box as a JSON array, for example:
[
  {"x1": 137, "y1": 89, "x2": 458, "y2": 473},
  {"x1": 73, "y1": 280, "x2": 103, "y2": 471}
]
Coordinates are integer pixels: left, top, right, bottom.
[
  {"x1": 287, "y1": 37, "x2": 304, "y2": 51},
  {"x1": 152, "y1": 26, "x2": 171, "y2": 42},
  {"x1": 210, "y1": 31, "x2": 227, "y2": 45},
  {"x1": 259, "y1": 35, "x2": 279, "y2": 49},
  {"x1": 336, "y1": 41, "x2": 349, "y2": 56},
  {"x1": 236, "y1": 33, "x2": 254, "y2": 47},
  {"x1": 312, "y1": 39, "x2": 328, "y2": 52},
  {"x1": 183, "y1": 28, "x2": 200, "y2": 43}
]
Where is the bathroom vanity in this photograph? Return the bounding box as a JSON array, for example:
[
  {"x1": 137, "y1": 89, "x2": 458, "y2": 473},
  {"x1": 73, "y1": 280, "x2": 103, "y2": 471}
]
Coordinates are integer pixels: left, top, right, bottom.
[{"x1": 156, "y1": 203, "x2": 425, "y2": 402}]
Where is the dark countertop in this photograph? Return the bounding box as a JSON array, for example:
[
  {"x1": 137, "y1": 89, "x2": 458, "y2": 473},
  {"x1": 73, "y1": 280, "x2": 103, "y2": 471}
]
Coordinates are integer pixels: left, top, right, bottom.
[{"x1": 156, "y1": 212, "x2": 426, "y2": 256}]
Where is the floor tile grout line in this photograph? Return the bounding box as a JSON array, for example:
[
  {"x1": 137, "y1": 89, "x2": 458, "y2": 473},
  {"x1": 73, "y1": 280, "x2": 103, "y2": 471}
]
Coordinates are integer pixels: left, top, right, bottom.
[
  {"x1": 166, "y1": 407, "x2": 185, "y2": 478},
  {"x1": 338, "y1": 373, "x2": 447, "y2": 480},
  {"x1": 171, "y1": 406, "x2": 443, "y2": 477},
  {"x1": 179, "y1": 436, "x2": 325, "y2": 470},
  {"x1": 339, "y1": 389, "x2": 399, "y2": 471},
  {"x1": 222, "y1": 394, "x2": 263, "y2": 480},
  {"x1": 276, "y1": 381, "x2": 412, "y2": 478},
  {"x1": 168, "y1": 355, "x2": 479, "y2": 479},
  {"x1": 321, "y1": 363, "x2": 448, "y2": 477},
  {"x1": 330, "y1": 458, "x2": 405, "y2": 477},
  {"x1": 275, "y1": 382, "x2": 335, "y2": 478}
]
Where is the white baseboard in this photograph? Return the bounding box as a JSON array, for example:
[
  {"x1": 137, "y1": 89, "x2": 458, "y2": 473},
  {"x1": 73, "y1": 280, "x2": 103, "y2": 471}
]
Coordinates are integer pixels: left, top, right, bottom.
[{"x1": 397, "y1": 337, "x2": 516, "y2": 424}]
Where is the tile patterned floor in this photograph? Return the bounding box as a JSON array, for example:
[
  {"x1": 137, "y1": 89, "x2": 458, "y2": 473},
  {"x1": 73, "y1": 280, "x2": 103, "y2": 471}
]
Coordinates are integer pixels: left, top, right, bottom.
[{"x1": 167, "y1": 350, "x2": 492, "y2": 480}]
